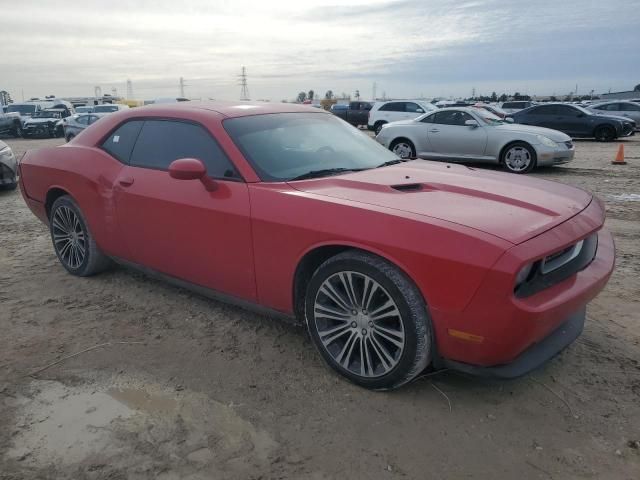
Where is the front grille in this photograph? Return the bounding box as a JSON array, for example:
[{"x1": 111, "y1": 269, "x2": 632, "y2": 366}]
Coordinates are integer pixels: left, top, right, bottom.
[
  {"x1": 564, "y1": 141, "x2": 573, "y2": 149},
  {"x1": 622, "y1": 124, "x2": 633, "y2": 136},
  {"x1": 515, "y1": 233, "x2": 598, "y2": 298}
]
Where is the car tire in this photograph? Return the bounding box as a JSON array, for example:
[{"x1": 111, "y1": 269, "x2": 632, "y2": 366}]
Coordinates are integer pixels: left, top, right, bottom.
[
  {"x1": 0, "y1": 180, "x2": 17, "y2": 191},
  {"x1": 389, "y1": 138, "x2": 416, "y2": 159},
  {"x1": 374, "y1": 121, "x2": 387, "y2": 136},
  {"x1": 49, "y1": 195, "x2": 111, "y2": 276},
  {"x1": 305, "y1": 250, "x2": 432, "y2": 390},
  {"x1": 501, "y1": 141, "x2": 537, "y2": 174},
  {"x1": 66, "y1": 134, "x2": 75, "y2": 142},
  {"x1": 12, "y1": 123, "x2": 23, "y2": 138},
  {"x1": 594, "y1": 125, "x2": 615, "y2": 142}
]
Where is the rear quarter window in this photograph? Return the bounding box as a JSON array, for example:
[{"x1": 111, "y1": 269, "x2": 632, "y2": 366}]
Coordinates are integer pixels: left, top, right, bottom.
[{"x1": 101, "y1": 120, "x2": 144, "y2": 163}]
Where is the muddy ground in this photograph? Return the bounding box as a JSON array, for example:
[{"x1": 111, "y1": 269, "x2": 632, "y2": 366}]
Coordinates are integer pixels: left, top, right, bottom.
[{"x1": 1, "y1": 134, "x2": 639, "y2": 480}]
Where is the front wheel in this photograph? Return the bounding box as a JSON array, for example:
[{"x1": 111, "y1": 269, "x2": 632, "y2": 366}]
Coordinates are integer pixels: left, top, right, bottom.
[
  {"x1": 594, "y1": 125, "x2": 615, "y2": 142},
  {"x1": 501, "y1": 142, "x2": 536, "y2": 174},
  {"x1": 12, "y1": 123, "x2": 23, "y2": 138},
  {"x1": 374, "y1": 122, "x2": 387, "y2": 136},
  {"x1": 390, "y1": 138, "x2": 416, "y2": 159},
  {"x1": 305, "y1": 250, "x2": 432, "y2": 390},
  {"x1": 49, "y1": 195, "x2": 111, "y2": 276}
]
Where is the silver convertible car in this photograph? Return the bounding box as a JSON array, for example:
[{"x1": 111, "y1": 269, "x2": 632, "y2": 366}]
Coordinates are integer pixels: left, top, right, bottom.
[{"x1": 375, "y1": 107, "x2": 575, "y2": 173}]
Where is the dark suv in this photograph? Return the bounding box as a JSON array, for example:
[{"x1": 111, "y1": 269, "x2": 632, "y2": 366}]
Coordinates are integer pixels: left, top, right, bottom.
[{"x1": 510, "y1": 104, "x2": 635, "y2": 141}]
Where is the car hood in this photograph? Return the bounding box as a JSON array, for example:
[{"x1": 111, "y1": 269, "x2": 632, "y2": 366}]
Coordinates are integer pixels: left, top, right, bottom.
[
  {"x1": 24, "y1": 118, "x2": 57, "y2": 125},
  {"x1": 590, "y1": 112, "x2": 635, "y2": 124},
  {"x1": 493, "y1": 123, "x2": 571, "y2": 142},
  {"x1": 288, "y1": 161, "x2": 592, "y2": 244}
]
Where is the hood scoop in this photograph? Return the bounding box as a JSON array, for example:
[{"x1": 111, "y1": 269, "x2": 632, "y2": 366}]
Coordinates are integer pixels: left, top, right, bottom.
[{"x1": 391, "y1": 183, "x2": 424, "y2": 192}]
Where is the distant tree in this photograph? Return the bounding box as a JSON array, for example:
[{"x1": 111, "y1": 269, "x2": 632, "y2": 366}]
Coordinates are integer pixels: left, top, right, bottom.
[
  {"x1": 297, "y1": 92, "x2": 307, "y2": 103},
  {"x1": 564, "y1": 95, "x2": 572, "y2": 102},
  {"x1": 324, "y1": 90, "x2": 333, "y2": 100},
  {"x1": 498, "y1": 93, "x2": 508, "y2": 102},
  {"x1": 490, "y1": 91, "x2": 498, "y2": 102},
  {"x1": 308, "y1": 90, "x2": 314, "y2": 101},
  {"x1": 549, "y1": 95, "x2": 557, "y2": 102},
  {"x1": 0, "y1": 90, "x2": 12, "y2": 105},
  {"x1": 634, "y1": 83, "x2": 640, "y2": 91},
  {"x1": 355, "y1": 90, "x2": 360, "y2": 100}
]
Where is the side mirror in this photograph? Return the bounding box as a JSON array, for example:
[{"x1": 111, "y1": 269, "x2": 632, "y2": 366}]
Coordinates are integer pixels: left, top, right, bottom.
[
  {"x1": 168, "y1": 158, "x2": 217, "y2": 191},
  {"x1": 505, "y1": 117, "x2": 515, "y2": 124},
  {"x1": 465, "y1": 119, "x2": 479, "y2": 128},
  {"x1": 416, "y1": 108, "x2": 424, "y2": 113}
]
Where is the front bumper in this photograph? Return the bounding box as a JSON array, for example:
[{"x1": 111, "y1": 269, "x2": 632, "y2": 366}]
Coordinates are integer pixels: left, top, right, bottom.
[
  {"x1": 441, "y1": 307, "x2": 585, "y2": 378},
  {"x1": 536, "y1": 142, "x2": 575, "y2": 166},
  {"x1": 431, "y1": 198, "x2": 614, "y2": 375}
]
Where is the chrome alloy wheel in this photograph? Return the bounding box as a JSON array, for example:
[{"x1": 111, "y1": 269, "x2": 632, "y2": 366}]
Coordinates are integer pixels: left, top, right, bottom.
[
  {"x1": 504, "y1": 146, "x2": 532, "y2": 172},
  {"x1": 313, "y1": 271, "x2": 405, "y2": 378},
  {"x1": 52, "y1": 205, "x2": 86, "y2": 269},
  {"x1": 392, "y1": 142, "x2": 413, "y2": 159}
]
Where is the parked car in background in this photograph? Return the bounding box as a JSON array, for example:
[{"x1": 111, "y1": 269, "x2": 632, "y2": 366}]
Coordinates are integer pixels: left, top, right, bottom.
[
  {"x1": 510, "y1": 103, "x2": 636, "y2": 141},
  {"x1": 376, "y1": 107, "x2": 574, "y2": 173},
  {"x1": 0, "y1": 108, "x2": 22, "y2": 137},
  {"x1": 330, "y1": 101, "x2": 373, "y2": 127},
  {"x1": 22, "y1": 109, "x2": 66, "y2": 138},
  {"x1": 64, "y1": 113, "x2": 107, "y2": 141},
  {"x1": 472, "y1": 103, "x2": 508, "y2": 119},
  {"x1": 18, "y1": 102, "x2": 615, "y2": 389},
  {"x1": 0, "y1": 140, "x2": 17, "y2": 190},
  {"x1": 5, "y1": 102, "x2": 45, "y2": 132},
  {"x1": 368, "y1": 100, "x2": 437, "y2": 134},
  {"x1": 500, "y1": 101, "x2": 535, "y2": 114},
  {"x1": 75, "y1": 106, "x2": 94, "y2": 114},
  {"x1": 92, "y1": 103, "x2": 130, "y2": 113},
  {"x1": 588, "y1": 101, "x2": 640, "y2": 128}
]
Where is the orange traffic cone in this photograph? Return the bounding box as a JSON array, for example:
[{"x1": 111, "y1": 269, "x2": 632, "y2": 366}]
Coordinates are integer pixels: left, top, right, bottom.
[{"x1": 612, "y1": 144, "x2": 627, "y2": 165}]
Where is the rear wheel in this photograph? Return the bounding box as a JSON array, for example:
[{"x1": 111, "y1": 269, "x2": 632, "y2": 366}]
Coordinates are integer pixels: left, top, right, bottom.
[
  {"x1": 390, "y1": 139, "x2": 416, "y2": 159},
  {"x1": 374, "y1": 121, "x2": 387, "y2": 136},
  {"x1": 65, "y1": 134, "x2": 75, "y2": 142},
  {"x1": 305, "y1": 250, "x2": 432, "y2": 390},
  {"x1": 49, "y1": 195, "x2": 111, "y2": 276},
  {"x1": 501, "y1": 142, "x2": 536, "y2": 174},
  {"x1": 11, "y1": 123, "x2": 23, "y2": 138},
  {"x1": 594, "y1": 125, "x2": 615, "y2": 142}
]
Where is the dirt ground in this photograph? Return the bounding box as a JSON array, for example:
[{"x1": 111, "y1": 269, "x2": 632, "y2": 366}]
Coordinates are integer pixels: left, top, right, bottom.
[{"x1": 1, "y1": 133, "x2": 639, "y2": 480}]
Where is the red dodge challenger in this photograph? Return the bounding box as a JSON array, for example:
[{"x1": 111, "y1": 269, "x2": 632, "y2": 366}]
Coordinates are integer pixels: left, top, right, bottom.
[{"x1": 19, "y1": 102, "x2": 615, "y2": 390}]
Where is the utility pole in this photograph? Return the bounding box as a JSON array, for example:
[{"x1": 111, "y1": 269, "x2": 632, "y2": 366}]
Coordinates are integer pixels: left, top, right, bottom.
[
  {"x1": 94, "y1": 86, "x2": 102, "y2": 98},
  {"x1": 179, "y1": 77, "x2": 187, "y2": 98},
  {"x1": 126, "y1": 79, "x2": 134, "y2": 99},
  {"x1": 372, "y1": 81, "x2": 377, "y2": 101},
  {"x1": 238, "y1": 66, "x2": 250, "y2": 101}
]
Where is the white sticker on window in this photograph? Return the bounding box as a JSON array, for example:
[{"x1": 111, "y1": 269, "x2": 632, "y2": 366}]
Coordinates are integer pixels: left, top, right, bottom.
[{"x1": 113, "y1": 135, "x2": 120, "y2": 143}]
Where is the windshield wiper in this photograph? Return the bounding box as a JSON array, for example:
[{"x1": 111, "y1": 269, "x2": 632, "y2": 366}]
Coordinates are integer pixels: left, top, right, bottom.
[
  {"x1": 289, "y1": 168, "x2": 365, "y2": 181},
  {"x1": 376, "y1": 158, "x2": 410, "y2": 168}
]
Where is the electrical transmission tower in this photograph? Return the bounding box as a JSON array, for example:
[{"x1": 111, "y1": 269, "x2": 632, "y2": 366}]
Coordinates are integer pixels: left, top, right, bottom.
[
  {"x1": 126, "y1": 79, "x2": 134, "y2": 99},
  {"x1": 94, "y1": 86, "x2": 102, "y2": 98},
  {"x1": 179, "y1": 77, "x2": 188, "y2": 98},
  {"x1": 238, "y1": 66, "x2": 250, "y2": 101}
]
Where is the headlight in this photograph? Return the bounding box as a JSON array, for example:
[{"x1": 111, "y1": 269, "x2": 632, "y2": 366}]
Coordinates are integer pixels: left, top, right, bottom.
[
  {"x1": 515, "y1": 263, "x2": 534, "y2": 288},
  {"x1": 536, "y1": 135, "x2": 558, "y2": 148}
]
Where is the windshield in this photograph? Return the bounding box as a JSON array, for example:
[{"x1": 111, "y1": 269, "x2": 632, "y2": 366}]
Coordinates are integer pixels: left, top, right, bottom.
[
  {"x1": 93, "y1": 105, "x2": 118, "y2": 112},
  {"x1": 477, "y1": 110, "x2": 505, "y2": 125},
  {"x1": 33, "y1": 111, "x2": 61, "y2": 118},
  {"x1": 76, "y1": 106, "x2": 93, "y2": 113},
  {"x1": 224, "y1": 112, "x2": 399, "y2": 181},
  {"x1": 7, "y1": 104, "x2": 36, "y2": 115}
]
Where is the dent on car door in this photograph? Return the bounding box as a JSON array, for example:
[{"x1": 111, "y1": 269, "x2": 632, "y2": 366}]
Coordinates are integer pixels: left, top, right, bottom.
[{"x1": 111, "y1": 119, "x2": 257, "y2": 301}]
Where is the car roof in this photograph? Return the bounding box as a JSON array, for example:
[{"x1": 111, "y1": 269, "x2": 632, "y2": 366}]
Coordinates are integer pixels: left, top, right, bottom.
[{"x1": 116, "y1": 101, "x2": 327, "y2": 119}]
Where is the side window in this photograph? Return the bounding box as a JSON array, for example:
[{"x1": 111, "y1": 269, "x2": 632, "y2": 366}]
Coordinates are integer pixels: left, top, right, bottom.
[
  {"x1": 432, "y1": 111, "x2": 458, "y2": 125},
  {"x1": 531, "y1": 106, "x2": 557, "y2": 115},
  {"x1": 88, "y1": 115, "x2": 101, "y2": 125},
  {"x1": 101, "y1": 120, "x2": 144, "y2": 163},
  {"x1": 555, "y1": 106, "x2": 579, "y2": 116},
  {"x1": 502, "y1": 102, "x2": 515, "y2": 109},
  {"x1": 620, "y1": 103, "x2": 640, "y2": 111},
  {"x1": 129, "y1": 120, "x2": 239, "y2": 179},
  {"x1": 405, "y1": 102, "x2": 424, "y2": 113},
  {"x1": 420, "y1": 114, "x2": 435, "y2": 123},
  {"x1": 379, "y1": 102, "x2": 401, "y2": 112},
  {"x1": 76, "y1": 115, "x2": 90, "y2": 125}
]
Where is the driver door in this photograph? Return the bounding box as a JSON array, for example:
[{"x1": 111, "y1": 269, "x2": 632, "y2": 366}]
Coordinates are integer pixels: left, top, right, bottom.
[
  {"x1": 106, "y1": 118, "x2": 257, "y2": 302},
  {"x1": 427, "y1": 110, "x2": 488, "y2": 158}
]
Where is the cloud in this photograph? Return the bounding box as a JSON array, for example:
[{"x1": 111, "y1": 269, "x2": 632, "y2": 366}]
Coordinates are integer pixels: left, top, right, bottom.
[{"x1": 0, "y1": 0, "x2": 638, "y2": 100}]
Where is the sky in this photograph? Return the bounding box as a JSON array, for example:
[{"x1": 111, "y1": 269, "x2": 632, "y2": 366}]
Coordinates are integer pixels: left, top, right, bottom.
[{"x1": 1, "y1": 0, "x2": 639, "y2": 102}]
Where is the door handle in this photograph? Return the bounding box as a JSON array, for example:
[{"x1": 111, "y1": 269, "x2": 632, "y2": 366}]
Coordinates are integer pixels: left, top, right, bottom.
[
  {"x1": 119, "y1": 176, "x2": 134, "y2": 187},
  {"x1": 429, "y1": 129, "x2": 440, "y2": 133}
]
